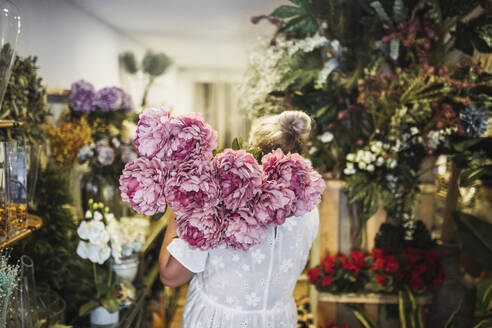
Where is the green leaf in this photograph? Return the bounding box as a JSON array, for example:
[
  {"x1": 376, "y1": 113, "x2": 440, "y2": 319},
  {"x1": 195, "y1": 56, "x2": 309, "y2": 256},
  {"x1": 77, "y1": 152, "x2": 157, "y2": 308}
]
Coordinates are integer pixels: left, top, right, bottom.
[
  {"x1": 95, "y1": 282, "x2": 110, "y2": 297},
  {"x1": 476, "y1": 271, "x2": 492, "y2": 313},
  {"x1": 460, "y1": 165, "x2": 492, "y2": 187},
  {"x1": 390, "y1": 38, "x2": 400, "y2": 61},
  {"x1": 393, "y1": 0, "x2": 407, "y2": 23},
  {"x1": 370, "y1": 1, "x2": 392, "y2": 25},
  {"x1": 444, "y1": 299, "x2": 463, "y2": 328},
  {"x1": 78, "y1": 300, "x2": 100, "y2": 317},
  {"x1": 232, "y1": 137, "x2": 241, "y2": 150},
  {"x1": 475, "y1": 318, "x2": 492, "y2": 328},
  {"x1": 270, "y1": 5, "x2": 305, "y2": 19},
  {"x1": 453, "y1": 138, "x2": 482, "y2": 152},
  {"x1": 352, "y1": 307, "x2": 376, "y2": 328},
  {"x1": 101, "y1": 297, "x2": 120, "y2": 313},
  {"x1": 453, "y1": 211, "x2": 492, "y2": 269}
]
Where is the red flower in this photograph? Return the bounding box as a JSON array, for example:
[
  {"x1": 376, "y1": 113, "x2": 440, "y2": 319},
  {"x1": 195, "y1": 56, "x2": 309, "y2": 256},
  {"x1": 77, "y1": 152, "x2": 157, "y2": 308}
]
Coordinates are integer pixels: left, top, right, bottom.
[
  {"x1": 433, "y1": 265, "x2": 445, "y2": 286},
  {"x1": 410, "y1": 276, "x2": 424, "y2": 291},
  {"x1": 372, "y1": 248, "x2": 384, "y2": 259},
  {"x1": 411, "y1": 263, "x2": 428, "y2": 279},
  {"x1": 384, "y1": 255, "x2": 400, "y2": 274},
  {"x1": 337, "y1": 253, "x2": 348, "y2": 268},
  {"x1": 371, "y1": 257, "x2": 386, "y2": 271},
  {"x1": 375, "y1": 274, "x2": 388, "y2": 286},
  {"x1": 341, "y1": 325, "x2": 350, "y2": 328},
  {"x1": 396, "y1": 273, "x2": 405, "y2": 281},
  {"x1": 424, "y1": 249, "x2": 440, "y2": 264},
  {"x1": 325, "y1": 321, "x2": 337, "y2": 328},
  {"x1": 349, "y1": 250, "x2": 366, "y2": 270},
  {"x1": 323, "y1": 256, "x2": 336, "y2": 274},
  {"x1": 403, "y1": 248, "x2": 419, "y2": 264},
  {"x1": 322, "y1": 275, "x2": 334, "y2": 287},
  {"x1": 308, "y1": 267, "x2": 321, "y2": 284}
]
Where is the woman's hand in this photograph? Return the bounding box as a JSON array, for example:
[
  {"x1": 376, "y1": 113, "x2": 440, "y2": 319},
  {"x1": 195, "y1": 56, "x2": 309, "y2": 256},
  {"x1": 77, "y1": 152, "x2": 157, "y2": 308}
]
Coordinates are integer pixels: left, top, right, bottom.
[{"x1": 158, "y1": 210, "x2": 194, "y2": 287}]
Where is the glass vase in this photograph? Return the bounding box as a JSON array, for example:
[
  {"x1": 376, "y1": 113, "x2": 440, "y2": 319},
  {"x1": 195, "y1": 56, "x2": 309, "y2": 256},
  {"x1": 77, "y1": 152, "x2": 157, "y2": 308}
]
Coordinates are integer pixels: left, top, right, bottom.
[{"x1": 7, "y1": 255, "x2": 40, "y2": 328}]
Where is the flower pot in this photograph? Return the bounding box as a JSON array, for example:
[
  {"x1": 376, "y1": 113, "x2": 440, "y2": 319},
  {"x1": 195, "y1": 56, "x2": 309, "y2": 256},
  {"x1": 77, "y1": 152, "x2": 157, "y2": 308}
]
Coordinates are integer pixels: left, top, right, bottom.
[
  {"x1": 90, "y1": 306, "x2": 119, "y2": 326},
  {"x1": 112, "y1": 254, "x2": 139, "y2": 282}
]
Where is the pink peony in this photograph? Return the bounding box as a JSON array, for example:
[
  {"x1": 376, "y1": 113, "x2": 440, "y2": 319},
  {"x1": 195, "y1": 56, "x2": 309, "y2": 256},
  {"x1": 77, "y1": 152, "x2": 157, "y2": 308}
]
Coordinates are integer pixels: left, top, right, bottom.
[
  {"x1": 262, "y1": 148, "x2": 325, "y2": 216},
  {"x1": 213, "y1": 149, "x2": 262, "y2": 211},
  {"x1": 223, "y1": 207, "x2": 267, "y2": 251},
  {"x1": 254, "y1": 181, "x2": 294, "y2": 227},
  {"x1": 134, "y1": 107, "x2": 172, "y2": 159},
  {"x1": 164, "y1": 160, "x2": 220, "y2": 215},
  {"x1": 161, "y1": 113, "x2": 218, "y2": 166},
  {"x1": 119, "y1": 157, "x2": 168, "y2": 215},
  {"x1": 176, "y1": 206, "x2": 223, "y2": 250}
]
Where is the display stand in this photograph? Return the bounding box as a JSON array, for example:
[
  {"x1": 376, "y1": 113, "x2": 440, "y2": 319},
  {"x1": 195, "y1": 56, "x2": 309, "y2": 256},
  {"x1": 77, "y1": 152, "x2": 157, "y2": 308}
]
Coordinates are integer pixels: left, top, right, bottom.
[{"x1": 0, "y1": 213, "x2": 43, "y2": 249}]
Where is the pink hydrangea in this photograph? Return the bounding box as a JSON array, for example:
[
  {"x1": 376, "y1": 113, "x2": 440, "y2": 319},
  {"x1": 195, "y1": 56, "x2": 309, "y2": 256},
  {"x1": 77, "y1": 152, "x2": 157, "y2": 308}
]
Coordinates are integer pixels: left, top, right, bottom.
[
  {"x1": 262, "y1": 149, "x2": 325, "y2": 216},
  {"x1": 223, "y1": 207, "x2": 267, "y2": 251},
  {"x1": 164, "y1": 160, "x2": 220, "y2": 215},
  {"x1": 133, "y1": 107, "x2": 172, "y2": 159},
  {"x1": 213, "y1": 149, "x2": 263, "y2": 211},
  {"x1": 254, "y1": 181, "x2": 295, "y2": 227},
  {"x1": 119, "y1": 157, "x2": 168, "y2": 215},
  {"x1": 161, "y1": 113, "x2": 218, "y2": 166},
  {"x1": 176, "y1": 206, "x2": 223, "y2": 250}
]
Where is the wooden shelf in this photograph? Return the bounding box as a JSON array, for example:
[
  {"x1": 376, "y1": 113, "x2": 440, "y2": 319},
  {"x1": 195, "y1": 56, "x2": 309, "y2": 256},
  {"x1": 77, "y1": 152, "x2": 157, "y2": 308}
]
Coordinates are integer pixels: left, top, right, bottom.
[
  {"x1": 0, "y1": 120, "x2": 24, "y2": 129},
  {"x1": 0, "y1": 214, "x2": 43, "y2": 249},
  {"x1": 318, "y1": 292, "x2": 430, "y2": 305}
]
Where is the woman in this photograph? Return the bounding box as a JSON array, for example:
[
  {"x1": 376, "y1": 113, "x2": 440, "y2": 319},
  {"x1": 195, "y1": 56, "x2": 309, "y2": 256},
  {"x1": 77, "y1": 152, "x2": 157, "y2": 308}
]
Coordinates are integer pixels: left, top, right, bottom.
[{"x1": 159, "y1": 111, "x2": 320, "y2": 327}]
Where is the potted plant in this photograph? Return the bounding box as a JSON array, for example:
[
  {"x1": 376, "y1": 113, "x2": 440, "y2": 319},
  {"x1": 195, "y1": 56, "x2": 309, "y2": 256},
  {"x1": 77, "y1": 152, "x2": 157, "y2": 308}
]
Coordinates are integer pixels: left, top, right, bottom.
[{"x1": 76, "y1": 199, "x2": 120, "y2": 325}]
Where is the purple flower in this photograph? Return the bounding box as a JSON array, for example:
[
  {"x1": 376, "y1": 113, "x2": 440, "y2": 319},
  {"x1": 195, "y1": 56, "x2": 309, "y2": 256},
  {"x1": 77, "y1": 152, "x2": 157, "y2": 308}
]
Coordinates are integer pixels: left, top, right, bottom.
[
  {"x1": 70, "y1": 80, "x2": 95, "y2": 112},
  {"x1": 213, "y1": 149, "x2": 262, "y2": 211},
  {"x1": 262, "y1": 149, "x2": 325, "y2": 216},
  {"x1": 254, "y1": 181, "x2": 294, "y2": 227},
  {"x1": 94, "y1": 87, "x2": 123, "y2": 111},
  {"x1": 119, "y1": 157, "x2": 168, "y2": 215},
  {"x1": 176, "y1": 206, "x2": 223, "y2": 250},
  {"x1": 78, "y1": 146, "x2": 94, "y2": 162},
  {"x1": 134, "y1": 107, "x2": 173, "y2": 159},
  {"x1": 223, "y1": 207, "x2": 267, "y2": 251},
  {"x1": 164, "y1": 160, "x2": 220, "y2": 216},
  {"x1": 161, "y1": 113, "x2": 218, "y2": 166}
]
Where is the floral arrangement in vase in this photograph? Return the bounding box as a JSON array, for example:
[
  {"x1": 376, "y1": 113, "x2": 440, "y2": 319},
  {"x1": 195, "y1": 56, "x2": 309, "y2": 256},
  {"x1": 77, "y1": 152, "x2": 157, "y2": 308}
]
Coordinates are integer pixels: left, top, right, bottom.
[
  {"x1": 0, "y1": 251, "x2": 19, "y2": 328},
  {"x1": 108, "y1": 216, "x2": 149, "y2": 262},
  {"x1": 120, "y1": 107, "x2": 325, "y2": 251}
]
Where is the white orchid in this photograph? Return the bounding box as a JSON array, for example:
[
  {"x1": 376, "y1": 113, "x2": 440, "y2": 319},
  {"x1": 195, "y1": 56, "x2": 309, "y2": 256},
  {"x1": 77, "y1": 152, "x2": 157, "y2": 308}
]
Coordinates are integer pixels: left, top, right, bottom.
[
  {"x1": 93, "y1": 211, "x2": 103, "y2": 221},
  {"x1": 77, "y1": 220, "x2": 110, "y2": 245},
  {"x1": 76, "y1": 241, "x2": 111, "y2": 265},
  {"x1": 85, "y1": 210, "x2": 92, "y2": 219}
]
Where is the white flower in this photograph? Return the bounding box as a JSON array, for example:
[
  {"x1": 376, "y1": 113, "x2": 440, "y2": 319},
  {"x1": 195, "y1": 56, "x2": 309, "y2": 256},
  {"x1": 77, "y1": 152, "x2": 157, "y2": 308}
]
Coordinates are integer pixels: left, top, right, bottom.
[
  {"x1": 309, "y1": 147, "x2": 318, "y2": 155},
  {"x1": 105, "y1": 213, "x2": 115, "y2": 222},
  {"x1": 387, "y1": 158, "x2": 397, "y2": 169},
  {"x1": 318, "y1": 131, "x2": 334, "y2": 143},
  {"x1": 77, "y1": 220, "x2": 110, "y2": 245},
  {"x1": 346, "y1": 153, "x2": 355, "y2": 162},
  {"x1": 359, "y1": 162, "x2": 367, "y2": 170},
  {"x1": 343, "y1": 166, "x2": 356, "y2": 175},
  {"x1": 85, "y1": 210, "x2": 92, "y2": 219},
  {"x1": 367, "y1": 164, "x2": 375, "y2": 172},
  {"x1": 93, "y1": 211, "x2": 103, "y2": 221},
  {"x1": 376, "y1": 157, "x2": 385, "y2": 166},
  {"x1": 76, "y1": 241, "x2": 111, "y2": 265}
]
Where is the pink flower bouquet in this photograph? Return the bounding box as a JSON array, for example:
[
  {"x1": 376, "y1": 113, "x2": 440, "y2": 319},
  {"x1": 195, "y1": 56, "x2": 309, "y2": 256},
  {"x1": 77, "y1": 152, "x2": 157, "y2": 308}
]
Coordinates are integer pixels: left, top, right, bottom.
[
  {"x1": 121, "y1": 108, "x2": 325, "y2": 251},
  {"x1": 119, "y1": 157, "x2": 168, "y2": 215}
]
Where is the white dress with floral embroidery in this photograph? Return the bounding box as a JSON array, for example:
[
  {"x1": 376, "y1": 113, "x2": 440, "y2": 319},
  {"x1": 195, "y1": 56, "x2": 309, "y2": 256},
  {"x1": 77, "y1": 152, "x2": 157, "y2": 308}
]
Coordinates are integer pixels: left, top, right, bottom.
[{"x1": 167, "y1": 207, "x2": 319, "y2": 328}]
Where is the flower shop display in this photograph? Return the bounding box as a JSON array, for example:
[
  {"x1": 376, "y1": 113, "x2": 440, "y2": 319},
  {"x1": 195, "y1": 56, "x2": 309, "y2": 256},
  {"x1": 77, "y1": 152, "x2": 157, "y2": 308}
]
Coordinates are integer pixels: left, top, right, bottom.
[
  {"x1": 120, "y1": 107, "x2": 326, "y2": 251},
  {"x1": 249, "y1": 0, "x2": 492, "y2": 233}
]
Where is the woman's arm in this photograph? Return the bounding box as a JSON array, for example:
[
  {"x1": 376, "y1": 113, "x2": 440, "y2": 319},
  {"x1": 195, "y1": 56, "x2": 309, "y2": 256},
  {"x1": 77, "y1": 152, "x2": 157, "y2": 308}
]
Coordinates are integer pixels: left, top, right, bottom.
[{"x1": 158, "y1": 210, "x2": 194, "y2": 287}]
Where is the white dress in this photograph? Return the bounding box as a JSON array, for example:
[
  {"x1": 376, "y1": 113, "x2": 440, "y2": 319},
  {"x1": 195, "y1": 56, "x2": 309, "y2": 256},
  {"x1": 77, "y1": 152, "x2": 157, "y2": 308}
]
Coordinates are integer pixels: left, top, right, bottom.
[{"x1": 167, "y1": 207, "x2": 319, "y2": 328}]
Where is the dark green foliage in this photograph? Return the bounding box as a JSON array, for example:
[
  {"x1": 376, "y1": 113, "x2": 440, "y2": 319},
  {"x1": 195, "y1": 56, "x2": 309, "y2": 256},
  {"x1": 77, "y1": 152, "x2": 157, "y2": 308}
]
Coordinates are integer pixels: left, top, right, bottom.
[
  {"x1": 13, "y1": 159, "x2": 93, "y2": 322},
  {"x1": 142, "y1": 51, "x2": 172, "y2": 77},
  {"x1": 375, "y1": 220, "x2": 435, "y2": 251},
  {"x1": 119, "y1": 51, "x2": 138, "y2": 74},
  {"x1": 0, "y1": 55, "x2": 49, "y2": 143},
  {"x1": 453, "y1": 211, "x2": 492, "y2": 270}
]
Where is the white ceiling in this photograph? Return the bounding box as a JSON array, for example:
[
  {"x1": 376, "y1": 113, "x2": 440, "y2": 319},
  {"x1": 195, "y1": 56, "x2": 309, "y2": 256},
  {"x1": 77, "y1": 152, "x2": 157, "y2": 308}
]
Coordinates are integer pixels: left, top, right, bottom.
[{"x1": 70, "y1": 0, "x2": 287, "y2": 45}]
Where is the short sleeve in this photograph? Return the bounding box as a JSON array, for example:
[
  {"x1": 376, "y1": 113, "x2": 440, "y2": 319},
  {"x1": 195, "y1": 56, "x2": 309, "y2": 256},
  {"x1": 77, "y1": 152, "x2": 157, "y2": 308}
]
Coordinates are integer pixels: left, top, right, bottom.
[{"x1": 167, "y1": 238, "x2": 208, "y2": 273}]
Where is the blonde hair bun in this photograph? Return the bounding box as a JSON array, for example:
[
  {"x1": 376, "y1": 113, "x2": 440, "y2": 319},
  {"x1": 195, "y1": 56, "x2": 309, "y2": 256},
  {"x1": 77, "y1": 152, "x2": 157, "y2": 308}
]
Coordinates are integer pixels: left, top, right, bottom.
[{"x1": 249, "y1": 110, "x2": 311, "y2": 154}]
